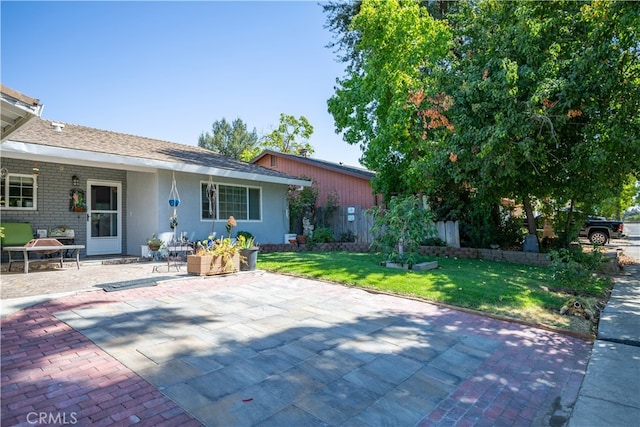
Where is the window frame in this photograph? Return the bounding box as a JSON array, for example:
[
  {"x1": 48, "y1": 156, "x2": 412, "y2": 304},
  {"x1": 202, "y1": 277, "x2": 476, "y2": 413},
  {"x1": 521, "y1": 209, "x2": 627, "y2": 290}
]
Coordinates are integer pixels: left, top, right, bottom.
[
  {"x1": 200, "y1": 182, "x2": 262, "y2": 222},
  {"x1": 0, "y1": 173, "x2": 37, "y2": 211}
]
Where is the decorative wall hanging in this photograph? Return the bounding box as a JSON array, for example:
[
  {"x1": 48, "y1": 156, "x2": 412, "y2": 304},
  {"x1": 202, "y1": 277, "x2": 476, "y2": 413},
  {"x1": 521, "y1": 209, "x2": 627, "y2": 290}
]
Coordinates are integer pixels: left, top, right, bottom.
[{"x1": 70, "y1": 189, "x2": 86, "y2": 212}]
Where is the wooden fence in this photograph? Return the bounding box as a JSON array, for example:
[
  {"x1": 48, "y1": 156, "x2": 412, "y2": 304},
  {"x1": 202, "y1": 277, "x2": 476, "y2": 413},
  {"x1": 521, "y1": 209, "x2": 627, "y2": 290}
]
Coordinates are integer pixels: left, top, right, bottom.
[{"x1": 315, "y1": 206, "x2": 460, "y2": 247}]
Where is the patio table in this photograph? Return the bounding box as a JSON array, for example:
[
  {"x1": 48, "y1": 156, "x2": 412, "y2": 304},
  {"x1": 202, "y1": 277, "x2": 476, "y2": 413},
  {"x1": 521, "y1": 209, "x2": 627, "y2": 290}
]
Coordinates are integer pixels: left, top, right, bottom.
[{"x1": 3, "y1": 238, "x2": 85, "y2": 273}]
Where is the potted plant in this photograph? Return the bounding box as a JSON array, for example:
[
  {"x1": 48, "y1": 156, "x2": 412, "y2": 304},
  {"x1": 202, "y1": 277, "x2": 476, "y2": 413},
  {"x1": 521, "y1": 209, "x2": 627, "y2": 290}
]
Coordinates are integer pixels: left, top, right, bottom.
[
  {"x1": 187, "y1": 236, "x2": 215, "y2": 275},
  {"x1": 209, "y1": 237, "x2": 242, "y2": 274},
  {"x1": 147, "y1": 233, "x2": 164, "y2": 251},
  {"x1": 187, "y1": 235, "x2": 241, "y2": 275},
  {"x1": 236, "y1": 232, "x2": 259, "y2": 271}
]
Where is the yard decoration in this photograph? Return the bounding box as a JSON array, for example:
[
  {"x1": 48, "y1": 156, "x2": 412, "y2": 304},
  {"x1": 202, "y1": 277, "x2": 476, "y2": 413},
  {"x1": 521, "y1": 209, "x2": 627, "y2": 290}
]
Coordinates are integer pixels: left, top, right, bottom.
[
  {"x1": 560, "y1": 299, "x2": 593, "y2": 320},
  {"x1": 70, "y1": 189, "x2": 87, "y2": 212}
]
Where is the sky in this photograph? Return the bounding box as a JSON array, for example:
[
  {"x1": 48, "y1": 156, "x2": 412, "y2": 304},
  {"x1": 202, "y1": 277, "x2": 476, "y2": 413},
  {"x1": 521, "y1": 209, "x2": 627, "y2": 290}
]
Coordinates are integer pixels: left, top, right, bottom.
[{"x1": 1, "y1": 1, "x2": 365, "y2": 167}]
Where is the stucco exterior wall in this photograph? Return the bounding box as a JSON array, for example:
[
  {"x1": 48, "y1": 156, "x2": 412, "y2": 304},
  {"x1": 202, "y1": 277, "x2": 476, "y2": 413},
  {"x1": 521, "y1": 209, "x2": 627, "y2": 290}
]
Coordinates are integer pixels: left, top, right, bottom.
[{"x1": 127, "y1": 170, "x2": 293, "y2": 251}]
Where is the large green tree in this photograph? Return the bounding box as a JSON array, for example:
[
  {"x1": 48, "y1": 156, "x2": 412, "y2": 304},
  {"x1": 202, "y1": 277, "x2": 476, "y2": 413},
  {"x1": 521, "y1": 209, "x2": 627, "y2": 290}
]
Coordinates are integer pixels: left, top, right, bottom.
[
  {"x1": 198, "y1": 118, "x2": 260, "y2": 161},
  {"x1": 261, "y1": 113, "x2": 315, "y2": 155},
  {"x1": 325, "y1": 0, "x2": 640, "y2": 248},
  {"x1": 326, "y1": 0, "x2": 451, "y2": 198},
  {"x1": 442, "y1": 0, "x2": 640, "y2": 242}
]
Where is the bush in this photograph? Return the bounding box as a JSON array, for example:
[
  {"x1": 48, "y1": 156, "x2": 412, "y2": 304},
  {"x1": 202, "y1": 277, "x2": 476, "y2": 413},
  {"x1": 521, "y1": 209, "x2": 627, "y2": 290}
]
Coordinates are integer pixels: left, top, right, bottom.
[
  {"x1": 421, "y1": 237, "x2": 447, "y2": 246},
  {"x1": 548, "y1": 247, "x2": 609, "y2": 295},
  {"x1": 236, "y1": 231, "x2": 254, "y2": 240},
  {"x1": 369, "y1": 195, "x2": 437, "y2": 267},
  {"x1": 310, "y1": 226, "x2": 334, "y2": 243},
  {"x1": 338, "y1": 230, "x2": 356, "y2": 243}
]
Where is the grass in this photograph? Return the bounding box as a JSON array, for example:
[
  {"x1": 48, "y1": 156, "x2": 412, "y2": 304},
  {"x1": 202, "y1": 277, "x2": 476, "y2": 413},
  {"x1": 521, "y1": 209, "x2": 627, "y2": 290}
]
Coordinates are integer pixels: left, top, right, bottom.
[{"x1": 258, "y1": 251, "x2": 609, "y2": 335}]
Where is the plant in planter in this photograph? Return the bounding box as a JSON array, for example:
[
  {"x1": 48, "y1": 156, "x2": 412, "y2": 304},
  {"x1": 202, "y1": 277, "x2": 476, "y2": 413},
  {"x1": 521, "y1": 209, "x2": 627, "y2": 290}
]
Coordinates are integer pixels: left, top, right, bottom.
[
  {"x1": 187, "y1": 236, "x2": 242, "y2": 275},
  {"x1": 209, "y1": 237, "x2": 242, "y2": 274},
  {"x1": 236, "y1": 233, "x2": 259, "y2": 271},
  {"x1": 147, "y1": 233, "x2": 164, "y2": 251}
]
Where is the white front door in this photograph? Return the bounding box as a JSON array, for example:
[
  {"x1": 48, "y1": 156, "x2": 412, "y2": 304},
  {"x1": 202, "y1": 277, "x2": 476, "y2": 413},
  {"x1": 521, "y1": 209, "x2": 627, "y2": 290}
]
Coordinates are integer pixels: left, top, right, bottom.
[{"x1": 86, "y1": 180, "x2": 122, "y2": 255}]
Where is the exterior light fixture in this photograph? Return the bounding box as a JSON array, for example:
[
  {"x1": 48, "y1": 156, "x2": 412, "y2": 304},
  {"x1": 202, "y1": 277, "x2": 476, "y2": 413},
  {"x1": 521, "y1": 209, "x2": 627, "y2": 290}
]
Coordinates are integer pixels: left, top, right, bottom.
[{"x1": 72, "y1": 175, "x2": 80, "y2": 186}]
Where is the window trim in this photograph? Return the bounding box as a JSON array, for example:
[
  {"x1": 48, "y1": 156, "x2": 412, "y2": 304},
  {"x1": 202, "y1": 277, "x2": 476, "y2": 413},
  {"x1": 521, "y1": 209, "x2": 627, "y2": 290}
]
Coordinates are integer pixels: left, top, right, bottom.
[
  {"x1": 0, "y1": 173, "x2": 38, "y2": 211},
  {"x1": 200, "y1": 181, "x2": 262, "y2": 222}
]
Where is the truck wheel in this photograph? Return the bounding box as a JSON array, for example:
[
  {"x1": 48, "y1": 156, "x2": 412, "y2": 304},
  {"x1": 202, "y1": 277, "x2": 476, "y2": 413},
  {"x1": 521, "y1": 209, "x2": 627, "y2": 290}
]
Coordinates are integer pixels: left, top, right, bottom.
[{"x1": 589, "y1": 231, "x2": 608, "y2": 245}]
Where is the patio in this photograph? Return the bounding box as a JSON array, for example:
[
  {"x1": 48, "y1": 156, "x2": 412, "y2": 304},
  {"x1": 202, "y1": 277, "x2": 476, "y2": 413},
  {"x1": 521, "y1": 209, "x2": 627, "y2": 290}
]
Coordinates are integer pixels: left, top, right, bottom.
[{"x1": 1, "y1": 268, "x2": 590, "y2": 426}]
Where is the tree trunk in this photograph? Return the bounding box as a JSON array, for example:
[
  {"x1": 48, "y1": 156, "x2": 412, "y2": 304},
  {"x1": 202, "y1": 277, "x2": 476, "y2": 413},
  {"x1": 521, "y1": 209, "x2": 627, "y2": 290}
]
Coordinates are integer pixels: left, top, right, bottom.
[
  {"x1": 522, "y1": 194, "x2": 539, "y2": 253},
  {"x1": 523, "y1": 195, "x2": 537, "y2": 235}
]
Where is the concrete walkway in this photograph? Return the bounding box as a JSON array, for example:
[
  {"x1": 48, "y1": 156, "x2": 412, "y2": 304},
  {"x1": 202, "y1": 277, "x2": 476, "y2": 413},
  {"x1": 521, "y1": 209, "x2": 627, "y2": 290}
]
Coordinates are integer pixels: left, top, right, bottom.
[
  {"x1": 1, "y1": 265, "x2": 591, "y2": 426},
  {"x1": 568, "y1": 264, "x2": 640, "y2": 427}
]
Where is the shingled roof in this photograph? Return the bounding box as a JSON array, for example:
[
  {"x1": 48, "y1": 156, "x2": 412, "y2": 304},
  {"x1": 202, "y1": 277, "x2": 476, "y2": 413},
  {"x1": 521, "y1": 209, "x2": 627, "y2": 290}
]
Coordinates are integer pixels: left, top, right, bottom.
[{"x1": 2, "y1": 118, "x2": 308, "y2": 185}]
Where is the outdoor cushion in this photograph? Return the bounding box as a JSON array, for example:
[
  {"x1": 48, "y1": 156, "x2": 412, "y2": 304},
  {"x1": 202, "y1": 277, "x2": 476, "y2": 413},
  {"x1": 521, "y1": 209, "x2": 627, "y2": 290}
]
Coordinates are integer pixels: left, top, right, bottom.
[{"x1": 1, "y1": 222, "x2": 35, "y2": 247}]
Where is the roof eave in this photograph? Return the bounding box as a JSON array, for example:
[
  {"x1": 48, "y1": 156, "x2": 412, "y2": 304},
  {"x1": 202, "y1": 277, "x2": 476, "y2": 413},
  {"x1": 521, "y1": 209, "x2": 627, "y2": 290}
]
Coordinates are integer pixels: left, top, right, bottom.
[{"x1": 0, "y1": 141, "x2": 311, "y2": 187}]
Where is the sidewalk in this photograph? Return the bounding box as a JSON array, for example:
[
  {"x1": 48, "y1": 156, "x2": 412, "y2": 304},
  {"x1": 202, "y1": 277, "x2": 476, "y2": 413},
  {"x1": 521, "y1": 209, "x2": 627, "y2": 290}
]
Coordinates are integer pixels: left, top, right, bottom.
[{"x1": 568, "y1": 264, "x2": 640, "y2": 427}]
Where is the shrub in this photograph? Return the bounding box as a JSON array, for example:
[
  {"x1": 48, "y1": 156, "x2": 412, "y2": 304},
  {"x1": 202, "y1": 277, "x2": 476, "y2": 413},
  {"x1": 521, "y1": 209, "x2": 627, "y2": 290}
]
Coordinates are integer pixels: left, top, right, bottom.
[
  {"x1": 338, "y1": 230, "x2": 356, "y2": 243},
  {"x1": 310, "y1": 226, "x2": 334, "y2": 243},
  {"x1": 369, "y1": 195, "x2": 437, "y2": 267},
  {"x1": 421, "y1": 236, "x2": 447, "y2": 246},
  {"x1": 548, "y1": 246, "x2": 609, "y2": 295},
  {"x1": 236, "y1": 230, "x2": 254, "y2": 240}
]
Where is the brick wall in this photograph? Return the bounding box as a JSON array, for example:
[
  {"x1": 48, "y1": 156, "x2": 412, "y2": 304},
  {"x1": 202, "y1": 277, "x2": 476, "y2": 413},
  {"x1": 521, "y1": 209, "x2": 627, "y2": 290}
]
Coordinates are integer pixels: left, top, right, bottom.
[{"x1": 0, "y1": 158, "x2": 127, "y2": 257}]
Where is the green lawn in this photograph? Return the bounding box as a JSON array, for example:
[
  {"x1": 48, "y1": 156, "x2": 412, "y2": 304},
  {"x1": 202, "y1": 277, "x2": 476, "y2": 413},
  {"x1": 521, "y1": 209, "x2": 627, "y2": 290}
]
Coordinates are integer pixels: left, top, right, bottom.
[{"x1": 258, "y1": 251, "x2": 603, "y2": 335}]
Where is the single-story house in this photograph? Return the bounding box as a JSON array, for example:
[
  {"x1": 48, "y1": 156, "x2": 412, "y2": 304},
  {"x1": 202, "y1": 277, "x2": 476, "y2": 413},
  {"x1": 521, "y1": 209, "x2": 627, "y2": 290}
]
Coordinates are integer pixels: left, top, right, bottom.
[
  {"x1": 1, "y1": 117, "x2": 310, "y2": 257},
  {"x1": 251, "y1": 149, "x2": 380, "y2": 210}
]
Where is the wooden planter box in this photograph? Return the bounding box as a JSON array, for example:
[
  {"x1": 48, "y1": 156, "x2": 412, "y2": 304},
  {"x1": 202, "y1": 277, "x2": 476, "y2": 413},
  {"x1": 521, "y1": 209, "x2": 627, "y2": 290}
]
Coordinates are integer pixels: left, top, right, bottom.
[
  {"x1": 187, "y1": 255, "x2": 213, "y2": 276},
  {"x1": 208, "y1": 253, "x2": 240, "y2": 275}
]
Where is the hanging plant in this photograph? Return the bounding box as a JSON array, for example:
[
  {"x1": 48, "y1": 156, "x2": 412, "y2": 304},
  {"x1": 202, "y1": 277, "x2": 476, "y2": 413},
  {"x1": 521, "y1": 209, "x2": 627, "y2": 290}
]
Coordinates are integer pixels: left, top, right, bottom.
[
  {"x1": 170, "y1": 214, "x2": 178, "y2": 229},
  {"x1": 168, "y1": 171, "x2": 181, "y2": 208}
]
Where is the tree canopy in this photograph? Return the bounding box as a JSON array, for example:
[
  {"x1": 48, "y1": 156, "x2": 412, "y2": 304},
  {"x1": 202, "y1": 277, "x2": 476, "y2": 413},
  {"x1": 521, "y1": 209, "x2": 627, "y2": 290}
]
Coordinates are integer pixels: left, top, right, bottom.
[
  {"x1": 198, "y1": 118, "x2": 260, "y2": 161},
  {"x1": 325, "y1": 0, "x2": 640, "y2": 247},
  {"x1": 261, "y1": 113, "x2": 315, "y2": 155}
]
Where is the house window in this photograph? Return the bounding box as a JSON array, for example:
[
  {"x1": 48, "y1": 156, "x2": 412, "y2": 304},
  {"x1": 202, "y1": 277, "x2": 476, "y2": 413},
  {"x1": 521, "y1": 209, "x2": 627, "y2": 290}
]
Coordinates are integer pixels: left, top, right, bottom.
[
  {"x1": 201, "y1": 183, "x2": 261, "y2": 221},
  {"x1": 270, "y1": 156, "x2": 277, "y2": 167},
  {"x1": 0, "y1": 174, "x2": 37, "y2": 210}
]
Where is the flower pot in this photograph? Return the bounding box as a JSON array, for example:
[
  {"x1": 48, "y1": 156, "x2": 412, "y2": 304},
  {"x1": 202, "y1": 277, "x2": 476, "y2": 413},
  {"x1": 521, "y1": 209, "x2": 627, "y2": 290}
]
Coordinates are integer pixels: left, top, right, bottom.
[
  {"x1": 187, "y1": 254, "x2": 213, "y2": 276},
  {"x1": 169, "y1": 199, "x2": 180, "y2": 207},
  {"x1": 148, "y1": 244, "x2": 161, "y2": 251},
  {"x1": 208, "y1": 253, "x2": 240, "y2": 275},
  {"x1": 239, "y1": 248, "x2": 259, "y2": 271}
]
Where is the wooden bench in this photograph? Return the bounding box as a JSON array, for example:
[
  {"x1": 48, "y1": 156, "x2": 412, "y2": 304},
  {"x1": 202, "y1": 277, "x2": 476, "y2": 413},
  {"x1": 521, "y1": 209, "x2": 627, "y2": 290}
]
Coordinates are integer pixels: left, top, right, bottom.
[{"x1": 1, "y1": 223, "x2": 85, "y2": 273}]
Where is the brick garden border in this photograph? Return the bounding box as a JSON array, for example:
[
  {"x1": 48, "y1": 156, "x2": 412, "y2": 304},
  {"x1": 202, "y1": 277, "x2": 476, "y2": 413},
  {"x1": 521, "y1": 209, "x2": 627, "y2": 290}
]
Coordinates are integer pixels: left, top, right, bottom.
[{"x1": 259, "y1": 243, "x2": 552, "y2": 267}]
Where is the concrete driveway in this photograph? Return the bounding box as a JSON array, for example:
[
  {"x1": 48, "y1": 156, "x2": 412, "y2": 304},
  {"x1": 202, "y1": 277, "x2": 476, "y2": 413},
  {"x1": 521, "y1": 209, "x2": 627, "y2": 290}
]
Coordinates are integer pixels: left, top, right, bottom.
[{"x1": 1, "y1": 268, "x2": 590, "y2": 426}]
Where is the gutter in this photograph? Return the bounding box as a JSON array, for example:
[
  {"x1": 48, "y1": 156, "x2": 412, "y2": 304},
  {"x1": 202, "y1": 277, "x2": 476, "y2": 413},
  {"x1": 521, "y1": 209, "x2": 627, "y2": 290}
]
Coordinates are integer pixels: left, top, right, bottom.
[{"x1": 0, "y1": 141, "x2": 311, "y2": 187}]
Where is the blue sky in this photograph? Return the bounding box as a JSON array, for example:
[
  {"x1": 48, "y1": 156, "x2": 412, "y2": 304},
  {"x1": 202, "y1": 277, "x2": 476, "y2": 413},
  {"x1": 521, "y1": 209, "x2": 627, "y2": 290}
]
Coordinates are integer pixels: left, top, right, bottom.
[{"x1": 1, "y1": 1, "x2": 365, "y2": 167}]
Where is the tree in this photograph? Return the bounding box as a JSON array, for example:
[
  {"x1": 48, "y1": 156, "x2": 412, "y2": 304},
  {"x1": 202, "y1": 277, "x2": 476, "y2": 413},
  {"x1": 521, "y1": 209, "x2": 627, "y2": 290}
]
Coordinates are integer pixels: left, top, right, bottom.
[
  {"x1": 326, "y1": 0, "x2": 452, "y2": 198},
  {"x1": 441, "y1": 0, "x2": 640, "y2": 246},
  {"x1": 261, "y1": 113, "x2": 315, "y2": 155},
  {"x1": 198, "y1": 118, "x2": 260, "y2": 161},
  {"x1": 325, "y1": 0, "x2": 640, "y2": 249}
]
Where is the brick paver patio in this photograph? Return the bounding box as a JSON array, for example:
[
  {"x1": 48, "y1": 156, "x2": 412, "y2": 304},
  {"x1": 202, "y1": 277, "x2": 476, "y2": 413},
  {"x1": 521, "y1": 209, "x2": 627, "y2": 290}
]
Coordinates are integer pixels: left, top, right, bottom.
[{"x1": 2, "y1": 271, "x2": 591, "y2": 426}]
